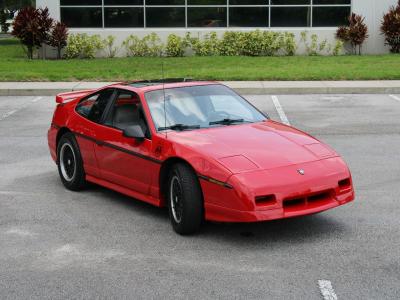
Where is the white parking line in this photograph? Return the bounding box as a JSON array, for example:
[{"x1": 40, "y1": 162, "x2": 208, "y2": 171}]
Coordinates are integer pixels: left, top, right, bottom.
[
  {"x1": 389, "y1": 94, "x2": 400, "y2": 102},
  {"x1": 0, "y1": 110, "x2": 18, "y2": 120},
  {"x1": 271, "y1": 95, "x2": 291, "y2": 125},
  {"x1": 31, "y1": 96, "x2": 43, "y2": 103},
  {"x1": 318, "y1": 280, "x2": 338, "y2": 300},
  {"x1": 0, "y1": 96, "x2": 43, "y2": 121}
]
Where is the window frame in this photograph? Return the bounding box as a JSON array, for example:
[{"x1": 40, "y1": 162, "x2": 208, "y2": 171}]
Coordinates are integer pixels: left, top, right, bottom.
[
  {"x1": 75, "y1": 88, "x2": 117, "y2": 124},
  {"x1": 103, "y1": 88, "x2": 153, "y2": 140},
  {"x1": 59, "y1": 0, "x2": 352, "y2": 29}
]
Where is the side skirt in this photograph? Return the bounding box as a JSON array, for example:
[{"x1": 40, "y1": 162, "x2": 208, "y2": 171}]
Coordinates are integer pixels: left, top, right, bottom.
[{"x1": 86, "y1": 175, "x2": 162, "y2": 208}]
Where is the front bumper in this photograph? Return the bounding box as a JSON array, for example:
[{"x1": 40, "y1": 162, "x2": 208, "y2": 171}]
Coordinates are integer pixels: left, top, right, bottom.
[
  {"x1": 201, "y1": 157, "x2": 355, "y2": 222},
  {"x1": 204, "y1": 191, "x2": 354, "y2": 222}
]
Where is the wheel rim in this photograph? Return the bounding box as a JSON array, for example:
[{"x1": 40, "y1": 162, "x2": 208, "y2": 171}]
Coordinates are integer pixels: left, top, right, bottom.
[
  {"x1": 60, "y1": 143, "x2": 76, "y2": 182},
  {"x1": 170, "y1": 175, "x2": 183, "y2": 224}
]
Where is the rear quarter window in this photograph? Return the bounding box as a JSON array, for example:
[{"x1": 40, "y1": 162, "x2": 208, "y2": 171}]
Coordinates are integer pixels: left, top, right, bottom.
[
  {"x1": 76, "y1": 94, "x2": 99, "y2": 118},
  {"x1": 75, "y1": 89, "x2": 115, "y2": 124}
]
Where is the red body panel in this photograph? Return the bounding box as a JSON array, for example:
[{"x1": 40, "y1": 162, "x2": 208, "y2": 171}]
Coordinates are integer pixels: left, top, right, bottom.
[{"x1": 48, "y1": 82, "x2": 355, "y2": 222}]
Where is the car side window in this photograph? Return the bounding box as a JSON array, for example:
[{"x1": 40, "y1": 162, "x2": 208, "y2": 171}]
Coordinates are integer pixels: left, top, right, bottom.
[
  {"x1": 76, "y1": 93, "x2": 99, "y2": 118},
  {"x1": 76, "y1": 89, "x2": 115, "y2": 124},
  {"x1": 109, "y1": 91, "x2": 150, "y2": 138}
]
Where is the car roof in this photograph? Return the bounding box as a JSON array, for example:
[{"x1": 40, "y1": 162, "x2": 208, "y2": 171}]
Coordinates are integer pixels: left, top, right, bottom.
[{"x1": 108, "y1": 79, "x2": 221, "y2": 93}]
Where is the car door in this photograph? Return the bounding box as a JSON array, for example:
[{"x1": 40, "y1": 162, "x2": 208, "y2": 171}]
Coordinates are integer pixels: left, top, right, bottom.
[
  {"x1": 72, "y1": 88, "x2": 116, "y2": 178},
  {"x1": 93, "y1": 89, "x2": 158, "y2": 195}
]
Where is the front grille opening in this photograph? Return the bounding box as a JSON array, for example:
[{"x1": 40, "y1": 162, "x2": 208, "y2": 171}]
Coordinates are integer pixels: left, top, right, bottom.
[
  {"x1": 308, "y1": 192, "x2": 331, "y2": 203},
  {"x1": 283, "y1": 190, "x2": 335, "y2": 212},
  {"x1": 338, "y1": 178, "x2": 351, "y2": 190},
  {"x1": 283, "y1": 197, "x2": 306, "y2": 209},
  {"x1": 255, "y1": 195, "x2": 276, "y2": 206}
]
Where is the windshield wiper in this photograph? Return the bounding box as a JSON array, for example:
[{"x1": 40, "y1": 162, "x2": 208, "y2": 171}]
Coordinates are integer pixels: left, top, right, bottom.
[
  {"x1": 158, "y1": 124, "x2": 201, "y2": 132},
  {"x1": 209, "y1": 118, "x2": 248, "y2": 126}
]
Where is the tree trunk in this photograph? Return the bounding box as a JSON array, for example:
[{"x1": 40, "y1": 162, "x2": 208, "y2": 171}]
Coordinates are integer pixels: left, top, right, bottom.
[
  {"x1": 42, "y1": 43, "x2": 46, "y2": 60},
  {"x1": 27, "y1": 46, "x2": 33, "y2": 59}
]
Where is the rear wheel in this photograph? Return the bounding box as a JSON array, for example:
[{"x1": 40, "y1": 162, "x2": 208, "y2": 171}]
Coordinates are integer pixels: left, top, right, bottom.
[
  {"x1": 57, "y1": 132, "x2": 86, "y2": 191},
  {"x1": 168, "y1": 163, "x2": 203, "y2": 235}
]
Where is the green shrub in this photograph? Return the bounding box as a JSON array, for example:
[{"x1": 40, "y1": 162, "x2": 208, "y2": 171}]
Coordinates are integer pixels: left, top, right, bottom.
[
  {"x1": 188, "y1": 32, "x2": 220, "y2": 56},
  {"x1": 123, "y1": 35, "x2": 146, "y2": 57},
  {"x1": 165, "y1": 34, "x2": 187, "y2": 57},
  {"x1": 261, "y1": 31, "x2": 284, "y2": 56},
  {"x1": 230, "y1": 31, "x2": 284, "y2": 56},
  {"x1": 332, "y1": 40, "x2": 344, "y2": 56},
  {"x1": 301, "y1": 31, "x2": 333, "y2": 56},
  {"x1": 282, "y1": 32, "x2": 297, "y2": 56},
  {"x1": 218, "y1": 31, "x2": 244, "y2": 56},
  {"x1": 240, "y1": 30, "x2": 264, "y2": 56},
  {"x1": 81, "y1": 35, "x2": 103, "y2": 59},
  {"x1": 103, "y1": 35, "x2": 118, "y2": 58},
  {"x1": 301, "y1": 31, "x2": 317, "y2": 56},
  {"x1": 123, "y1": 33, "x2": 163, "y2": 57},
  {"x1": 0, "y1": 9, "x2": 10, "y2": 33},
  {"x1": 64, "y1": 34, "x2": 104, "y2": 59},
  {"x1": 143, "y1": 33, "x2": 164, "y2": 56},
  {"x1": 214, "y1": 30, "x2": 287, "y2": 57},
  {"x1": 300, "y1": 31, "x2": 343, "y2": 56},
  {"x1": 64, "y1": 34, "x2": 81, "y2": 59}
]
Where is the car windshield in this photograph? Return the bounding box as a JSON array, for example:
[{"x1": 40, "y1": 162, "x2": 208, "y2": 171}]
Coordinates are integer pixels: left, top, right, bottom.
[{"x1": 145, "y1": 84, "x2": 267, "y2": 132}]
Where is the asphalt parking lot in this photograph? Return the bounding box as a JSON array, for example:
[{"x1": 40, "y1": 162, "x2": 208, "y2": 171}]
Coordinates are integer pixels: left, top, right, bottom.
[{"x1": 0, "y1": 93, "x2": 399, "y2": 299}]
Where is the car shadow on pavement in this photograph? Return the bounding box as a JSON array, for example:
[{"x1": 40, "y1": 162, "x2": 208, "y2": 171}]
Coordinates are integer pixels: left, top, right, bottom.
[
  {"x1": 200, "y1": 215, "x2": 348, "y2": 247},
  {"x1": 84, "y1": 183, "x2": 169, "y2": 221},
  {"x1": 85, "y1": 183, "x2": 348, "y2": 245}
]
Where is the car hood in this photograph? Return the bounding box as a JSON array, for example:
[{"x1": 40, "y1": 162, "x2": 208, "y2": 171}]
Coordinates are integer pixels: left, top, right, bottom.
[{"x1": 167, "y1": 121, "x2": 337, "y2": 174}]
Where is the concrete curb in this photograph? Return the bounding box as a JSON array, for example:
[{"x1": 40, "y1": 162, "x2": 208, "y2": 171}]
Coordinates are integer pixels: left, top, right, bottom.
[{"x1": 1, "y1": 81, "x2": 400, "y2": 96}]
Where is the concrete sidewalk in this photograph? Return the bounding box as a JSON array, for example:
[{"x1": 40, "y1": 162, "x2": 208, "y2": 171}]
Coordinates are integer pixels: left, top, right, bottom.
[{"x1": 1, "y1": 80, "x2": 400, "y2": 96}]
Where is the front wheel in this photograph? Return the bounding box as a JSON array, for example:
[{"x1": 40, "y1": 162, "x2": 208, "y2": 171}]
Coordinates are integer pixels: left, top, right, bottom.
[
  {"x1": 57, "y1": 132, "x2": 86, "y2": 191},
  {"x1": 168, "y1": 163, "x2": 203, "y2": 235}
]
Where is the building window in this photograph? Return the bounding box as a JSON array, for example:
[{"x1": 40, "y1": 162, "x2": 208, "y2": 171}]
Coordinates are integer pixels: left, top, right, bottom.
[
  {"x1": 146, "y1": 7, "x2": 185, "y2": 28},
  {"x1": 229, "y1": 7, "x2": 269, "y2": 27},
  {"x1": 104, "y1": 8, "x2": 144, "y2": 28},
  {"x1": 61, "y1": 7, "x2": 103, "y2": 28},
  {"x1": 188, "y1": 7, "x2": 227, "y2": 27},
  {"x1": 312, "y1": 6, "x2": 351, "y2": 27},
  {"x1": 59, "y1": 0, "x2": 351, "y2": 28},
  {"x1": 271, "y1": 6, "x2": 310, "y2": 27}
]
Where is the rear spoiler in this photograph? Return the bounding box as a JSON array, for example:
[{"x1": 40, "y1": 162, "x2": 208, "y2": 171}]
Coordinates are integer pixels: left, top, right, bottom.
[{"x1": 56, "y1": 90, "x2": 93, "y2": 104}]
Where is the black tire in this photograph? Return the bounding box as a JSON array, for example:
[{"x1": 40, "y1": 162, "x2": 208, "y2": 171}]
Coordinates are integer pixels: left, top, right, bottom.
[
  {"x1": 167, "y1": 163, "x2": 203, "y2": 235},
  {"x1": 57, "y1": 132, "x2": 86, "y2": 191}
]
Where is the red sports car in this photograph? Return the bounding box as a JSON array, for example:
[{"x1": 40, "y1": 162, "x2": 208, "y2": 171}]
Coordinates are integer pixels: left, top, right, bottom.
[{"x1": 48, "y1": 80, "x2": 354, "y2": 234}]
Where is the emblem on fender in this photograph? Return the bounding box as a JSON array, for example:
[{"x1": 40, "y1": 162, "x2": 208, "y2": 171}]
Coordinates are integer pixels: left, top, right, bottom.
[{"x1": 297, "y1": 169, "x2": 305, "y2": 175}]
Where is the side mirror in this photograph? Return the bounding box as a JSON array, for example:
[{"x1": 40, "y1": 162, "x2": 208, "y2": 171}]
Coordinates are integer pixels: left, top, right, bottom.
[{"x1": 123, "y1": 125, "x2": 145, "y2": 142}]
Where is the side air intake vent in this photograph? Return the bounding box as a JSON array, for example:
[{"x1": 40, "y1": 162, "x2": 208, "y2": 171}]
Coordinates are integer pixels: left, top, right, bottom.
[{"x1": 338, "y1": 178, "x2": 351, "y2": 192}]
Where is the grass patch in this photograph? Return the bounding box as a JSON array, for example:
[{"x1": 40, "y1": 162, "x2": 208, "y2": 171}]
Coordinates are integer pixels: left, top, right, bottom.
[{"x1": 1, "y1": 38, "x2": 400, "y2": 81}]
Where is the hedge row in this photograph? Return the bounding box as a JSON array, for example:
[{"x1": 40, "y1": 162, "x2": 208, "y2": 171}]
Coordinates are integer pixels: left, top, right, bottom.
[{"x1": 65, "y1": 30, "x2": 345, "y2": 59}]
